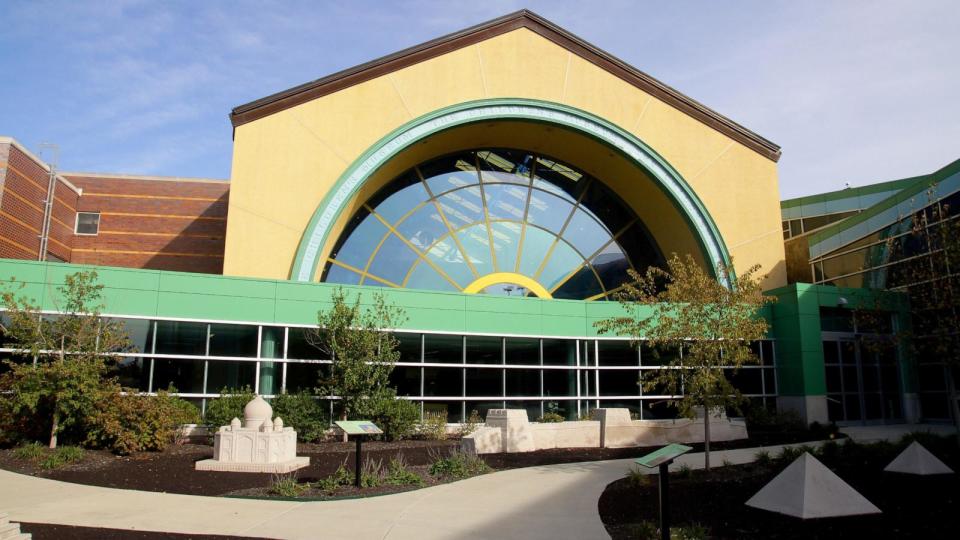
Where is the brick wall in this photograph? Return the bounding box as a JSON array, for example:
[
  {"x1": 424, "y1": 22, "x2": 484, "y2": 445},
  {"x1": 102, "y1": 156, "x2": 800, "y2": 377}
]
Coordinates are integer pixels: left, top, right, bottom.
[
  {"x1": 65, "y1": 174, "x2": 229, "y2": 273},
  {"x1": 0, "y1": 143, "x2": 79, "y2": 260}
]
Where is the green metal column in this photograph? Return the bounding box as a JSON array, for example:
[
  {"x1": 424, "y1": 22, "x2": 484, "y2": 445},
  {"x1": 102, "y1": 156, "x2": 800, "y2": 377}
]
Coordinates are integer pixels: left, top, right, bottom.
[{"x1": 260, "y1": 326, "x2": 282, "y2": 395}]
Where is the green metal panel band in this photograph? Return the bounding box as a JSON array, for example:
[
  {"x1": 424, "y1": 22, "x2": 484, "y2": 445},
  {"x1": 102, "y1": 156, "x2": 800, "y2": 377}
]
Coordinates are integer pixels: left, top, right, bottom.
[{"x1": 289, "y1": 98, "x2": 733, "y2": 286}]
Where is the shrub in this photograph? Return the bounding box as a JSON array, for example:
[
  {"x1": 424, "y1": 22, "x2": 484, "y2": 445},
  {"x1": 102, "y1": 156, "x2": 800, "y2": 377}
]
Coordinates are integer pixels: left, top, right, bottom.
[
  {"x1": 203, "y1": 386, "x2": 255, "y2": 429},
  {"x1": 458, "y1": 409, "x2": 483, "y2": 437},
  {"x1": 536, "y1": 412, "x2": 564, "y2": 423},
  {"x1": 384, "y1": 455, "x2": 425, "y2": 487},
  {"x1": 428, "y1": 448, "x2": 491, "y2": 479},
  {"x1": 676, "y1": 463, "x2": 692, "y2": 478},
  {"x1": 271, "y1": 391, "x2": 328, "y2": 443},
  {"x1": 674, "y1": 523, "x2": 709, "y2": 540},
  {"x1": 753, "y1": 449, "x2": 772, "y2": 466},
  {"x1": 626, "y1": 466, "x2": 651, "y2": 488},
  {"x1": 361, "y1": 457, "x2": 383, "y2": 488},
  {"x1": 12, "y1": 441, "x2": 45, "y2": 461},
  {"x1": 39, "y1": 445, "x2": 83, "y2": 470},
  {"x1": 315, "y1": 461, "x2": 354, "y2": 493},
  {"x1": 744, "y1": 404, "x2": 804, "y2": 432},
  {"x1": 85, "y1": 389, "x2": 200, "y2": 454},
  {"x1": 357, "y1": 389, "x2": 419, "y2": 441},
  {"x1": 622, "y1": 521, "x2": 658, "y2": 540},
  {"x1": 270, "y1": 472, "x2": 308, "y2": 497},
  {"x1": 420, "y1": 411, "x2": 448, "y2": 441}
]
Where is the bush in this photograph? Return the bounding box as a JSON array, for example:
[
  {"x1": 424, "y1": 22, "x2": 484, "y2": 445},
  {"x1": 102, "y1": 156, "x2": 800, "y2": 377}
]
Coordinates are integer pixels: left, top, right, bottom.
[
  {"x1": 536, "y1": 412, "x2": 564, "y2": 423},
  {"x1": 673, "y1": 523, "x2": 709, "y2": 540},
  {"x1": 384, "y1": 455, "x2": 425, "y2": 487},
  {"x1": 203, "y1": 387, "x2": 255, "y2": 429},
  {"x1": 753, "y1": 449, "x2": 772, "y2": 466},
  {"x1": 85, "y1": 389, "x2": 200, "y2": 454},
  {"x1": 12, "y1": 441, "x2": 45, "y2": 461},
  {"x1": 626, "y1": 466, "x2": 651, "y2": 488},
  {"x1": 458, "y1": 409, "x2": 483, "y2": 437},
  {"x1": 744, "y1": 404, "x2": 804, "y2": 432},
  {"x1": 357, "y1": 389, "x2": 419, "y2": 441},
  {"x1": 270, "y1": 472, "x2": 307, "y2": 497},
  {"x1": 361, "y1": 457, "x2": 383, "y2": 488},
  {"x1": 39, "y1": 445, "x2": 84, "y2": 470},
  {"x1": 315, "y1": 461, "x2": 354, "y2": 493},
  {"x1": 428, "y1": 448, "x2": 491, "y2": 479},
  {"x1": 676, "y1": 463, "x2": 692, "y2": 478},
  {"x1": 622, "y1": 521, "x2": 658, "y2": 540},
  {"x1": 420, "y1": 411, "x2": 448, "y2": 441},
  {"x1": 271, "y1": 391, "x2": 328, "y2": 443}
]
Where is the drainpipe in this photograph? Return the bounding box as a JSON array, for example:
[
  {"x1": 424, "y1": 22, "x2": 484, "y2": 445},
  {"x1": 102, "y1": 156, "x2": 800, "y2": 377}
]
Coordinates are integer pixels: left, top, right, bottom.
[{"x1": 37, "y1": 144, "x2": 58, "y2": 261}]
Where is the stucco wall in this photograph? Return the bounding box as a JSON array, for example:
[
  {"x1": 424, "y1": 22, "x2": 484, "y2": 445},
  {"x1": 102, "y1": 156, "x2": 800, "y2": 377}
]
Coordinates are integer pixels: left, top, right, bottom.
[{"x1": 225, "y1": 28, "x2": 786, "y2": 289}]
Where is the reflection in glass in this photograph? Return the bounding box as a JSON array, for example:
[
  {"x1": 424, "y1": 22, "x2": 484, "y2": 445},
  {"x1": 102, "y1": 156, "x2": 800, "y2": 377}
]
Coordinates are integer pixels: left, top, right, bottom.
[{"x1": 324, "y1": 149, "x2": 666, "y2": 300}]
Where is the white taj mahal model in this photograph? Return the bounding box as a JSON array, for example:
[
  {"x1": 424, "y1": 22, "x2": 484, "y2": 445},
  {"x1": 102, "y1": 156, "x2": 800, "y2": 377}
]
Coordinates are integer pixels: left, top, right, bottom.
[{"x1": 195, "y1": 395, "x2": 309, "y2": 473}]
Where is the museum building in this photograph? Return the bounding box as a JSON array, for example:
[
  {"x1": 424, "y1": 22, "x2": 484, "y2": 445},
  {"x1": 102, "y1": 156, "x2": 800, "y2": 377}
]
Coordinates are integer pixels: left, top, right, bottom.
[{"x1": 1, "y1": 11, "x2": 943, "y2": 426}]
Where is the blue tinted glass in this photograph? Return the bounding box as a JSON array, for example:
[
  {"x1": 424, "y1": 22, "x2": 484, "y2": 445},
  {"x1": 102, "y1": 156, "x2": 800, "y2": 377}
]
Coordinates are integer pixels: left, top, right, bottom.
[
  {"x1": 491, "y1": 221, "x2": 522, "y2": 272},
  {"x1": 439, "y1": 187, "x2": 484, "y2": 228},
  {"x1": 483, "y1": 184, "x2": 528, "y2": 221},
  {"x1": 564, "y1": 208, "x2": 612, "y2": 257},
  {"x1": 332, "y1": 213, "x2": 388, "y2": 269},
  {"x1": 477, "y1": 149, "x2": 533, "y2": 184},
  {"x1": 591, "y1": 242, "x2": 631, "y2": 291},
  {"x1": 367, "y1": 234, "x2": 420, "y2": 285},
  {"x1": 424, "y1": 164, "x2": 479, "y2": 196},
  {"x1": 396, "y1": 204, "x2": 450, "y2": 251},
  {"x1": 518, "y1": 226, "x2": 556, "y2": 276},
  {"x1": 375, "y1": 182, "x2": 429, "y2": 225},
  {"x1": 526, "y1": 189, "x2": 574, "y2": 234},
  {"x1": 553, "y1": 264, "x2": 603, "y2": 299},
  {"x1": 325, "y1": 263, "x2": 362, "y2": 285},
  {"x1": 540, "y1": 240, "x2": 585, "y2": 289},
  {"x1": 456, "y1": 224, "x2": 494, "y2": 276},
  {"x1": 406, "y1": 260, "x2": 458, "y2": 291},
  {"x1": 423, "y1": 237, "x2": 474, "y2": 286}
]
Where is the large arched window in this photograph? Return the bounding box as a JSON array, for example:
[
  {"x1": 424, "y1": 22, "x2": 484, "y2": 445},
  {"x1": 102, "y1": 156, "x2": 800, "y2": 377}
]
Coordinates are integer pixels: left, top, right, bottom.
[{"x1": 322, "y1": 149, "x2": 664, "y2": 300}]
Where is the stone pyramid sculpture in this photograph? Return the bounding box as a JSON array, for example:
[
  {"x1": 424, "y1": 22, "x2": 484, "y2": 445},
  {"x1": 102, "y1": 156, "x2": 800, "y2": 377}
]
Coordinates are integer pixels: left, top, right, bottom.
[
  {"x1": 745, "y1": 452, "x2": 881, "y2": 519},
  {"x1": 884, "y1": 441, "x2": 954, "y2": 475}
]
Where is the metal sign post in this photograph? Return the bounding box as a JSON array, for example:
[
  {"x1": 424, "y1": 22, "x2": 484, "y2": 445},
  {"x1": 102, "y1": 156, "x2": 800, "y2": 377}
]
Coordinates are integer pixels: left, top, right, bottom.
[
  {"x1": 635, "y1": 443, "x2": 693, "y2": 540},
  {"x1": 334, "y1": 420, "x2": 384, "y2": 488}
]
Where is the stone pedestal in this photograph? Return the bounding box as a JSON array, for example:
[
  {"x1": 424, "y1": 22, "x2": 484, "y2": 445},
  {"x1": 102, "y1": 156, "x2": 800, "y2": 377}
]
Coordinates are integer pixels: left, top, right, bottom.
[
  {"x1": 195, "y1": 396, "x2": 309, "y2": 473},
  {"x1": 486, "y1": 409, "x2": 535, "y2": 452}
]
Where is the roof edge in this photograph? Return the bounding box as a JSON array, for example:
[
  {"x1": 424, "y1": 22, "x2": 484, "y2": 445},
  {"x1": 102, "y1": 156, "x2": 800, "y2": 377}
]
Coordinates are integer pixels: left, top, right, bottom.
[{"x1": 228, "y1": 10, "x2": 781, "y2": 162}]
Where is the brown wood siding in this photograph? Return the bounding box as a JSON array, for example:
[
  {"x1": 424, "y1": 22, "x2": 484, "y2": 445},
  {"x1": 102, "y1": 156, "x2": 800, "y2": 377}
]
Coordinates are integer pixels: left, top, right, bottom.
[{"x1": 66, "y1": 174, "x2": 229, "y2": 274}]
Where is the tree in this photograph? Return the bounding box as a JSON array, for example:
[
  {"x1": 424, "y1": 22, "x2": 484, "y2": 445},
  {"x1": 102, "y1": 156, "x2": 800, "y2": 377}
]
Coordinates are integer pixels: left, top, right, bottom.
[
  {"x1": 309, "y1": 287, "x2": 406, "y2": 425},
  {"x1": 595, "y1": 253, "x2": 775, "y2": 469},
  {"x1": 893, "y1": 190, "x2": 960, "y2": 437},
  {"x1": 0, "y1": 271, "x2": 131, "y2": 448}
]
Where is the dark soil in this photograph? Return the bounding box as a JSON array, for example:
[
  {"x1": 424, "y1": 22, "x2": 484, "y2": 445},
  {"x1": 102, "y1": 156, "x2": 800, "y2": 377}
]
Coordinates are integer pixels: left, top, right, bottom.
[
  {"x1": 0, "y1": 428, "x2": 836, "y2": 499},
  {"x1": 599, "y1": 438, "x2": 960, "y2": 539},
  {"x1": 20, "y1": 522, "x2": 274, "y2": 540}
]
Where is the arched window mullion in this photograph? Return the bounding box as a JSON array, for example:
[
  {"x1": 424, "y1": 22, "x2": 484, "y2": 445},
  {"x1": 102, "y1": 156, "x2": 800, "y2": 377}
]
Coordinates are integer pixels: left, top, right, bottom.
[
  {"x1": 417, "y1": 166, "x2": 480, "y2": 279},
  {"x1": 533, "y1": 177, "x2": 594, "y2": 280},
  {"x1": 515, "y1": 158, "x2": 537, "y2": 273},
  {"x1": 474, "y1": 153, "x2": 500, "y2": 272}
]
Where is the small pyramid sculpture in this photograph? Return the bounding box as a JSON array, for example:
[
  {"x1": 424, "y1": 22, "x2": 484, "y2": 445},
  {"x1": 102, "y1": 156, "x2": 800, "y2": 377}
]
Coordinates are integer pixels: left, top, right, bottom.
[
  {"x1": 745, "y1": 452, "x2": 881, "y2": 519},
  {"x1": 884, "y1": 441, "x2": 954, "y2": 475}
]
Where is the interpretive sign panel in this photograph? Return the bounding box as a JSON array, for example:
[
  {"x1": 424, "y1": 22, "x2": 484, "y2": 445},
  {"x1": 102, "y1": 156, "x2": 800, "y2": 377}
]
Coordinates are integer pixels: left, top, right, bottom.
[
  {"x1": 335, "y1": 420, "x2": 383, "y2": 436},
  {"x1": 635, "y1": 443, "x2": 693, "y2": 469}
]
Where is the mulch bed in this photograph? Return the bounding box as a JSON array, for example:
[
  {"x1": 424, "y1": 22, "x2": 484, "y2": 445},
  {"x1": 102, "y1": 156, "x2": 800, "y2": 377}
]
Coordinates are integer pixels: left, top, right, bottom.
[
  {"x1": 599, "y1": 442, "x2": 960, "y2": 539},
  {"x1": 20, "y1": 522, "x2": 274, "y2": 540},
  {"x1": 0, "y1": 429, "x2": 836, "y2": 499}
]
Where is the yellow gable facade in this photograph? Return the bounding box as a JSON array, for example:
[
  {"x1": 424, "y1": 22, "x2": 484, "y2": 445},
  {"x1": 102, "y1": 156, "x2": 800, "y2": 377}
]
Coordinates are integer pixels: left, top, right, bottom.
[{"x1": 224, "y1": 12, "x2": 787, "y2": 292}]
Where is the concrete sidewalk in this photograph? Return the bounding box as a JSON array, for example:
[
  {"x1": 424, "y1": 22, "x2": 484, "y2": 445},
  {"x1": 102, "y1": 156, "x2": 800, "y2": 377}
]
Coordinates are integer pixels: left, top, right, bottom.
[{"x1": 0, "y1": 424, "x2": 953, "y2": 540}]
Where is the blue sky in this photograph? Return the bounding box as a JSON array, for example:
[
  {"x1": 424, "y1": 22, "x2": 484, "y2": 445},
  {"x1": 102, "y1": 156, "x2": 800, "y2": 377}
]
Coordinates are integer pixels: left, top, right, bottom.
[{"x1": 1, "y1": 0, "x2": 957, "y2": 199}]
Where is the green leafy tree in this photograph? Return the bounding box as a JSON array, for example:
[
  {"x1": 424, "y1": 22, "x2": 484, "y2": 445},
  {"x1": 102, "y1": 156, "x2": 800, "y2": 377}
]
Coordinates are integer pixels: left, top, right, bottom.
[
  {"x1": 309, "y1": 287, "x2": 406, "y2": 425},
  {"x1": 0, "y1": 271, "x2": 132, "y2": 448},
  {"x1": 596, "y1": 253, "x2": 775, "y2": 469}
]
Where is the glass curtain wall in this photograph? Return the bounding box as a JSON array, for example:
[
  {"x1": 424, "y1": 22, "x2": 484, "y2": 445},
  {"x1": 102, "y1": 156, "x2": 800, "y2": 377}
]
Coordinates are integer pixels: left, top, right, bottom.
[{"x1": 0, "y1": 316, "x2": 779, "y2": 421}]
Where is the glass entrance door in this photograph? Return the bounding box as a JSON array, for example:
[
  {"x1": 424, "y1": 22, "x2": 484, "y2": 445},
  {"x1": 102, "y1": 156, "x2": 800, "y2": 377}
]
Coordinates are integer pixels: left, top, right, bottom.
[{"x1": 823, "y1": 337, "x2": 903, "y2": 424}]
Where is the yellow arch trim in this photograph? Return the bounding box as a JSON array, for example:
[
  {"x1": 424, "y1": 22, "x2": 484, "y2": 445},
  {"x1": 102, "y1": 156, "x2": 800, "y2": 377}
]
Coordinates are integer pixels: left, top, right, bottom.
[{"x1": 463, "y1": 273, "x2": 553, "y2": 299}]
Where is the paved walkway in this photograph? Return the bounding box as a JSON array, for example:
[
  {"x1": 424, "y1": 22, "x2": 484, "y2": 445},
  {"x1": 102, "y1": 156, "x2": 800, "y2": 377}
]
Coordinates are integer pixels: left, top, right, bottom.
[{"x1": 1, "y1": 424, "x2": 954, "y2": 540}]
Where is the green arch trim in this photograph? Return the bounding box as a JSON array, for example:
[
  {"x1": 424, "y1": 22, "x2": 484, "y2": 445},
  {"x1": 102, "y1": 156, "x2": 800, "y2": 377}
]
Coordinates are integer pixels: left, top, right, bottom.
[{"x1": 291, "y1": 98, "x2": 733, "y2": 286}]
